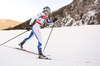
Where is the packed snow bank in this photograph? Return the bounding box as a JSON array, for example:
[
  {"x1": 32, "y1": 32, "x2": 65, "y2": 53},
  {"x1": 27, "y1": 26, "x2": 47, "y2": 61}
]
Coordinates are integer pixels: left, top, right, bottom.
[{"x1": 0, "y1": 25, "x2": 100, "y2": 66}]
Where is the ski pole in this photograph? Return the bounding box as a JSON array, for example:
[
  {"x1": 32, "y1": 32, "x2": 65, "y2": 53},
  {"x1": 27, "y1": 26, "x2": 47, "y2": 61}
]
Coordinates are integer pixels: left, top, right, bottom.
[
  {"x1": 43, "y1": 25, "x2": 54, "y2": 52},
  {"x1": 0, "y1": 30, "x2": 28, "y2": 46}
]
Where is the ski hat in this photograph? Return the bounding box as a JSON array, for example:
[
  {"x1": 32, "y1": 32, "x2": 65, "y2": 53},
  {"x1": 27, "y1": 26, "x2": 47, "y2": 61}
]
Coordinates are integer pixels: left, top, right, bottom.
[{"x1": 43, "y1": 6, "x2": 51, "y2": 13}]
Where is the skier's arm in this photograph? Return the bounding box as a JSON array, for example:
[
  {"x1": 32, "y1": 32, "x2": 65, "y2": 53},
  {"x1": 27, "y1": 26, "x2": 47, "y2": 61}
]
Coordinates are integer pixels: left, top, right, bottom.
[
  {"x1": 46, "y1": 18, "x2": 53, "y2": 24},
  {"x1": 46, "y1": 18, "x2": 57, "y2": 24},
  {"x1": 29, "y1": 14, "x2": 40, "y2": 25}
]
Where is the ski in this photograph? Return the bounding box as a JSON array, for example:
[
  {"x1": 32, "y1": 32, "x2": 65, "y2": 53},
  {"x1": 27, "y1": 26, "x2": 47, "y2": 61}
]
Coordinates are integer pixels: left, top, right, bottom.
[
  {"x1": 4, "y1": 45, "x2": 51, "y2": 60},
  {"x1": 15, "y1": 48, "x2": 39, "y2": 55},
  {"x1": 15, "y1": 48, "x2": 51, "y2": 60}
]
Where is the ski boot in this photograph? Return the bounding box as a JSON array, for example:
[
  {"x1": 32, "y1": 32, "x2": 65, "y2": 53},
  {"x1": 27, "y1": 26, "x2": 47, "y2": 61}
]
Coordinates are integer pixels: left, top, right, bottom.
[
  {"x1": 19, "y1": 42, "x2": 24, "y2": 49},
  {"x1": 38, "y1": 52, "x2": 50, "y2": 60}
]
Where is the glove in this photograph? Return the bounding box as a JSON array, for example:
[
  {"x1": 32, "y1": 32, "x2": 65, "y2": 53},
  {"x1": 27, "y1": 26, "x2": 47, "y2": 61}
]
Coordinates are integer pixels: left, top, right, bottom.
[
  {"x1": 26, "y1": 25, "x2": 32, "y2": 31},
  {"x1": 53, "y1": 18, "x2": 57, "y2": 23}
]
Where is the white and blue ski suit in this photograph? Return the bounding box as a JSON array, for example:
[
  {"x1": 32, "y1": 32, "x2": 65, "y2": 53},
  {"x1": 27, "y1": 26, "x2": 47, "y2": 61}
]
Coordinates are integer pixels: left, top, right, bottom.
[{"x1": 22, "y1": 12, "x2": 53, "y2": 52}]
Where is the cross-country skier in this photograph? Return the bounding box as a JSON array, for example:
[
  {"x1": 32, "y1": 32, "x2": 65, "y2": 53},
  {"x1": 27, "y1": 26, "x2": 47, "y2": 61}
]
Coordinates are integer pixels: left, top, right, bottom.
[{"x1": 19, "y1": 6, "x2": 57, "y2": 59}]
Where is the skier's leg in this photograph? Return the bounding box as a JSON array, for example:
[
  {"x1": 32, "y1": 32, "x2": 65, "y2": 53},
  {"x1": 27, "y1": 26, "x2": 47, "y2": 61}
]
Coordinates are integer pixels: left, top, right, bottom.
[
  {"x1": 33, "y1": 30, "x2": 46, "y2": 59},
  {"x1": 19, "y1": 30, "x2": 34, "y2": 48},
  {"x1": 33, "y1": 28, "x2": 49, "y2": 59},
  {"x1": 22, "y1": 31, "x2": 34, "y2": 43},
  {"x1": 33, "y1": 29, "x2": 42, "y2": 53}
]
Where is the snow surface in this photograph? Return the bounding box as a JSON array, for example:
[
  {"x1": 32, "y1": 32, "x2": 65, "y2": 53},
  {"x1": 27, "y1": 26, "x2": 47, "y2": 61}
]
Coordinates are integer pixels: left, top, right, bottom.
[{"x1": 0, "y1": 25, "x2": 100, "y2": 66}]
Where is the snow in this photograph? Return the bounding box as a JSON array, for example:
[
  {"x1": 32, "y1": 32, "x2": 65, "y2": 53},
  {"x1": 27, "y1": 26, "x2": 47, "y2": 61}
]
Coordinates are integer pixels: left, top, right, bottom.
[
  {"x1": 65, "y1": 15, "x2": 82, "y2": 26},
  {"x1": 82, "y1": 10, "x2": 98, "y2": 25},
  {"x1": 94, "y1": 0, "x2": 98, "y2": 4},
  {"x1": 0, "y1": 25, "x2": 100, "y2": 66},
  {"x1": 87, "y1": 10, "x2": 97, "y2": 16},
  {"x1": 79, "y1": 0, "x2": 83, "y2": 2}
]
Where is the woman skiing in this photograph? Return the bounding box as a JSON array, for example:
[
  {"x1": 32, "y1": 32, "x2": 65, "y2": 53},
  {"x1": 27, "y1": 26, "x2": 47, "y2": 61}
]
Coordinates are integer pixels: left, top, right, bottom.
[{"x1": 19, "y1": 6, "x2": 57, "y2": 59}]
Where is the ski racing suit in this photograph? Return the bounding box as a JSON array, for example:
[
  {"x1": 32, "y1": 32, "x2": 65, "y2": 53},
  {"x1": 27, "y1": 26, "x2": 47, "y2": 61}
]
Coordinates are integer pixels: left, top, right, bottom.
[{"x1": 22, "y1": 12, "x2": 53, "y2": 52}]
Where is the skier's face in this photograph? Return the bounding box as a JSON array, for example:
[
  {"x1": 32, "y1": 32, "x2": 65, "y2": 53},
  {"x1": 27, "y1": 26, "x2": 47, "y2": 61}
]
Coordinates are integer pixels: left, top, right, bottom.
[{"x1": 44, "y1": 11, "x2": 50, "y2": 16}]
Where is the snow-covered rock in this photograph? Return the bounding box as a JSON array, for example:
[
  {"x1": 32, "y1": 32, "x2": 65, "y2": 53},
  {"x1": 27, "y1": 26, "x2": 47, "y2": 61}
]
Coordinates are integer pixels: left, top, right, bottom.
[{"x1": 49, "y1": 0, "x2": 100, "y2": 27}]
